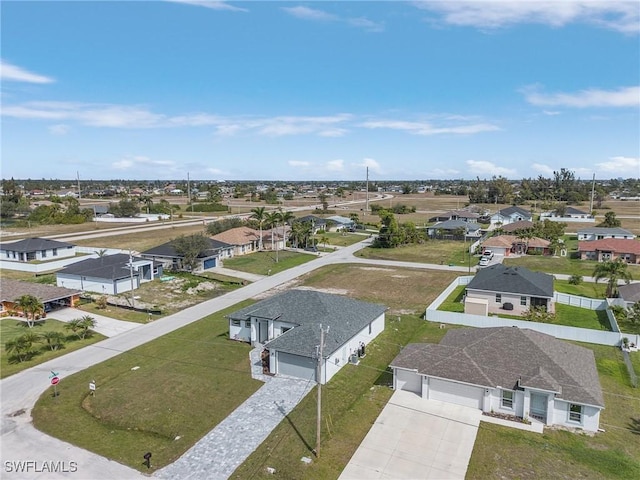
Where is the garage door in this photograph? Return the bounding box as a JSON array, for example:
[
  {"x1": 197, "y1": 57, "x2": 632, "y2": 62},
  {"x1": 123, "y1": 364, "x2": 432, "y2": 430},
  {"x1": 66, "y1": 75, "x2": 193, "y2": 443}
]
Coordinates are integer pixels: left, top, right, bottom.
[
  {"x1": 203, "y1": 258, "x2": 217, "y2": 269},
  {"x1": 277, "y1": 352, "x2": 316, "y2": 381},
  {"x1": 395, "y1": 369, "x2": 422, "y2": 395},
  {"x1": 429, "y1": 378, "x2": 483, "y2": 409}
]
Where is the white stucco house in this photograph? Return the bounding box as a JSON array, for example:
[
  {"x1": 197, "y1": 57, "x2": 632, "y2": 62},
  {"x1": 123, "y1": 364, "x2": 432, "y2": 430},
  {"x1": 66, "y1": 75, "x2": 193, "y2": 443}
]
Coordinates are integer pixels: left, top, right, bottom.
[
  {"x1": 540, "y1": 206, "x2": 594, "y2": 223},
  {"x1": 464, "y1": 264, "x2": 555, "y2": 316},
  {"x1": 228, "y1": 289, "x2": 386, "y2": 384},
  {"x1": 577, "y1": 227, "x2": 636, "y2": 241},
  {"x1": 391, "y1": 327, "x2": 604, "y2": 432},
  {"x1": 56, "y1": 253, "x2": 161, "y2": 295},
  {"x1": 0, "y1": 237, "x2": 76, "y2": 262},
  {"x1": 490, "y1": 206, "x2": 532, "y2": 227}
]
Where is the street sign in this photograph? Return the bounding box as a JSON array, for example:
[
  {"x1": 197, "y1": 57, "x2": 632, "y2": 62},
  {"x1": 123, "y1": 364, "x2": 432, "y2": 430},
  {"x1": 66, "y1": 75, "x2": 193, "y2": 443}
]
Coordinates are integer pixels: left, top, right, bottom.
[
  {"x1": 51, "y1": 376, "x2": 60, "y2": 385},
  {"x1": 89, "y1": 382, "x2": 96, "y2": 391},
  {"x1": 49, "y1": 371, "x2": 59, "y2": 379}
]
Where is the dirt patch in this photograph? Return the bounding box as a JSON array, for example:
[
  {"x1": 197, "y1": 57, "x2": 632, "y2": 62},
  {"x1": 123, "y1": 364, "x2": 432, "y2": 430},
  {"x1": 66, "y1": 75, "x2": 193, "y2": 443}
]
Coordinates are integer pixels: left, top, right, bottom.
[
  {"x1": 358, "y1": 266, "x2": 395, "y2": 272},
  {"x1": 296, "y1": 286, "x2": 351, "y2": 295}
]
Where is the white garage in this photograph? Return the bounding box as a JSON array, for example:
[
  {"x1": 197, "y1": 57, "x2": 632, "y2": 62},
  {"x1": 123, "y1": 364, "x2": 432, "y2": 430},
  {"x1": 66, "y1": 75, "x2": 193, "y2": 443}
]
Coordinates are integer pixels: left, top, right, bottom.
[
  {"x1": 395, "y1": 369, "x2": 422, "y2": 395},
  {"x1": 428, "y1": 378, "x2": 484, "y2": 409},
  {"x1": 277, "y1": 352, "x2": 316, "y2": 381}
]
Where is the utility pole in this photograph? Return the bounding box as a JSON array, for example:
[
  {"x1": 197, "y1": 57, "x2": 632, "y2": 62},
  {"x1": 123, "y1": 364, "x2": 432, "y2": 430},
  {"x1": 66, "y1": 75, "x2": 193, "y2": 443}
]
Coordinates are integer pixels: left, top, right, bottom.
[
  {"x1": 129, "y1": 250, "x2": 135, "y2": 308},
  {"x1": 315, "y1": 324, "x2": 328, "y2": 458},
  {"x1": 589, "y1": 173, "x2": 596, "y2": 214},
  {"x1": 187, "y1": 172, "x2": 192, "y2": 213},
  {"x1": 76, "y1": 171, "x2": 81, "y2": 200},
  {"x1": 365, "y1": 167, "x2": 369, "y2": 213}
]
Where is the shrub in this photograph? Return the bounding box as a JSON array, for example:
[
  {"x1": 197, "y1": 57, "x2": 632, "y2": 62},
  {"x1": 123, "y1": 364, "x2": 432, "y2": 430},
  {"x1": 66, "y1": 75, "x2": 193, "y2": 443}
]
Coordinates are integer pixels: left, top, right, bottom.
[{"x1": 568, "y1": 274, "x2": 583, "y2": 285}]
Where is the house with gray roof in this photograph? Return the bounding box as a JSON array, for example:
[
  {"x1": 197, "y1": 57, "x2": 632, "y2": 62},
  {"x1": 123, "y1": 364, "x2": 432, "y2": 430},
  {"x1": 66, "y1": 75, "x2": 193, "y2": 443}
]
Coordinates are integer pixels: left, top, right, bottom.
[
  {"x1": 228, "y1": 289, "x2": 386, "y2": 384},
  {"x1": 0, "y1": 237, "x2": 76, "y2": 262},
  {"x1": 391, "y1": 327, "x2": 604, "y2": 432},
  {"x1": 427, "y1": 219, "x2": 482, "y2": 240},
  {"x1": 540, "y1": 206, "x2": 595, "y2": 223},
  {"x1": 325, "y1": 215, "x2": 355, "y2": 231},
  {"x1": 465, "y1": 264, "x2": 555, "y2": 316},
  {"x1": 490, "y1": 206, "x2": 532, "y2": 227},
  {"x1": 56, "y1": 253, "x2": 160, "y2": 295},
  {"x1": 1, "y1": 278, "x2": 82, "y2": 316},
  {"x1": 140, "y1": 238, "x2": 233, "y2": 272},
  {"x1": 577, "y1": 227, "x2": 636, "y2": 241}
]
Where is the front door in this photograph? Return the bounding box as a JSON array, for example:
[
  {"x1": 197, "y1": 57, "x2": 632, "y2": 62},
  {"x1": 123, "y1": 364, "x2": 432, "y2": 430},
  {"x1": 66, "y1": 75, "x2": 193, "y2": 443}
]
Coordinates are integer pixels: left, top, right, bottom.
[
  {"x1": 530, "y1": 393, "x2": 548, "y2": 422},
  {"x1": 258, "y1": 321, "x2": 269, "y2": 343}
]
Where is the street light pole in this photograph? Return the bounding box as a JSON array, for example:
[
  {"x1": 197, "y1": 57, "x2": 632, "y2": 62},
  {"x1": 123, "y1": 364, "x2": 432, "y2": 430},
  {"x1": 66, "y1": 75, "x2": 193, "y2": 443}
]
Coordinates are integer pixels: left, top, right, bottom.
[{"x1": 315, "y1": 324, "x2": 327, "y2": 458}]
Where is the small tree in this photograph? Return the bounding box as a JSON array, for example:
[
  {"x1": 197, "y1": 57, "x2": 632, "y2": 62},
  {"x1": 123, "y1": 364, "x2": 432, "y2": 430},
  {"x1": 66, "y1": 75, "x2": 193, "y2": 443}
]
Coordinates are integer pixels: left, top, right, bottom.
[
  {"x1": 599, "y1": 211, "x2": 621, "y2": 228},
  {"x1": 522, "y1": 306, "x2": 555, "y2": 323},
  {"x1": 625, "y1": 301, "x2": 640, "y2": 325},
  {"x1": 5, "y1": 332, "x2": 40, "y2": 362},
  {"x1": 65, "y1": 316, "x2": 97, "y2": 340},
  {"x1": 95, "y1": 295, "x2": 108, "y2": 309},
  {"x1": 568, "y1": 274, "x2": 583, "y2": 285},
  {"x1": 593, "y1": 258, "x2": 633, "y2": 298},
  {"x1": 41, "y1": 331, "x2": 66, "y2": 351},
  {"x1": 14, "y1": 294, "x2": 44, "y2": 328},
  {"x1": 172, "y1": 233, "x2": 211, "y2": 271}
]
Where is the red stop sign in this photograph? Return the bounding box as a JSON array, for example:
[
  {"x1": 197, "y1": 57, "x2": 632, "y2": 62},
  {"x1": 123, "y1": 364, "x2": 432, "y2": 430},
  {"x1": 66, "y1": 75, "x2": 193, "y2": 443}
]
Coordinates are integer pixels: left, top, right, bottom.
[{"x1": 51, "y1": 376, "x2": 60, "y2": 385}]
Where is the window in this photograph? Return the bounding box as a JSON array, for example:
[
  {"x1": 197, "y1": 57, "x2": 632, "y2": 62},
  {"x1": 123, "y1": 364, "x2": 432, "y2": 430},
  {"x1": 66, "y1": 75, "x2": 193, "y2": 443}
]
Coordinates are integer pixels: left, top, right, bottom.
[
  {"x1": 520, "y1": 296, "x2": 527, "y2": 306},
  {"x1": 245, "y1": 321, "x2": 250, "y2": 328},
  {"x1": 368, "y1": 322, "x2": 372, "y2": 334},
  {"x1": 501, "y1": 390, "x2": 514, "y2": 409},
  {"x1": 52, "y1": 248, "x2": 58, "y2": 256},
  {"x1": 569, "y1": 404, "x2": 583, "y2": 423},
  {"x1": 495, "y1": 294, "x2": 502, "y2": 303},
  {"x1": 42, "y1": 250, "x2": 47, "y2": 258},
  {"x1": 231, "y1": 320, "x2": 240, "y2": 327}
]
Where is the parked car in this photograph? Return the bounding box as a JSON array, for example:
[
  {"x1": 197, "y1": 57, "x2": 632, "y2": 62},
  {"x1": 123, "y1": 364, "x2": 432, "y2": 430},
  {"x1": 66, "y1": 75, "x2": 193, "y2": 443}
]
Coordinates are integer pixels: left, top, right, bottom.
[
  {"x1": 479, "y1": 257, "x2": 490, "y2": 267},
  {"x1": 482, "y1": 249, "x2": 494, "y2": 260}
]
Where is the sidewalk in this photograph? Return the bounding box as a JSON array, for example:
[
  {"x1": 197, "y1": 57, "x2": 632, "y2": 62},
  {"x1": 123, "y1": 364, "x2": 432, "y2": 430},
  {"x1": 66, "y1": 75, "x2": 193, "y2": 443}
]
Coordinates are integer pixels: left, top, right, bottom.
[{"x1": 215, "y1": 267, "x2": 265, "y2": 283}]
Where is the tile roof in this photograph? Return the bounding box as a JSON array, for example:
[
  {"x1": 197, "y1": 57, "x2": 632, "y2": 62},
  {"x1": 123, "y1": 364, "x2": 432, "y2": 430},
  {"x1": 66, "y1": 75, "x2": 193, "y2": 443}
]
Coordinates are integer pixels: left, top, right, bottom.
[
  {"x1": 501, "y1": 220, "x2": 534, "y2": 232},
  {"x1": 228, "y1": 289, "x2": 386, "y2": 357},
  {"x1": 57, "y1": 253, "x2": 148, "y2": 280},
  {"x1": 391, "y1": 327, "x2": 604, "y2": 407},
  {"x1": 0, "y1": 278, "x2": 81, "y2": 303},
  {"x1": 0, "y1": 237, "x2": 74, "y2": 252},
  {"x1": 578, "y1": 239, "x2": 640, "y2": 255},
  {"x1": 466, "y1": 264, "x2": 554, "y2": 297},
  {"x1": 211, "y1": 227, "x2": 260, "y2": 246},
  {"x1": 482, "y1": 235, "x2": 550, "y2": 249}
]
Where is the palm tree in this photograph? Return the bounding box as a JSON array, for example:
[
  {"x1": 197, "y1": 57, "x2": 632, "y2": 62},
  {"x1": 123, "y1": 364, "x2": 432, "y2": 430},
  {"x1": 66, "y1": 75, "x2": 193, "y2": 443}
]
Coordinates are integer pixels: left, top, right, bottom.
[
  {"x1": 65, "y1": 315, "x2": 97, "y2": 339},
  {"x1": 41, "y1": 331, "x2": 65, "y2": 351},
  {"x1": 265, "y1": 211, "x2": 281, "y2": 251},
  {"x1": 250, "y1": 206, "x2": 267, "y2": 250},
  {"x1": 279, "y1": 209, "x2": 295, "y2": 248},
  {"x1": 14, "y1": 294, "x2": 44, "y2": 328},
  {"x1": 320, "y1": 234, "x2": 330, "y2": 249},
  {"x1": 5, "y1": 332, "x2": 40, "y2": 362},
  {"x1": 593, "y1": 258, "x2": 633, "y2": 298}
]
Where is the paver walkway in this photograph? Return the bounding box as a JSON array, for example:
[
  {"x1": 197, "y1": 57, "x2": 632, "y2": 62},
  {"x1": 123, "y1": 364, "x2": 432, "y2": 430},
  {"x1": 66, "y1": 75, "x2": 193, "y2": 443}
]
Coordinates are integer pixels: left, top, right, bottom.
[{"x1": 155, "y1": 345, "x2": 315, "y2": 480}]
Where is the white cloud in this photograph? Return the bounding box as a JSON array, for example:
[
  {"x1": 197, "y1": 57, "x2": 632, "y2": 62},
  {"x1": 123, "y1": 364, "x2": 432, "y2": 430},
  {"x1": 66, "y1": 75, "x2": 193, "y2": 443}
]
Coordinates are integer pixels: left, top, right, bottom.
[
  {"x1": 361, "y1": 119, "x2": 500, "y2": 135},
  {"x1": 1, "y1": 60, "x2": 54, "y2": 84},
  {"x1": 532, "y1": 163, "x2": 555, "y2": 176},
  {"x1": 412, "y1": 1, "x2": 640, "y2": 34},
  {"x1": 595, "y1": 156, "x2": 640, "y2": 174},
  {"x1": 523, "y1": 85, "x2": 640, "y2": 108},
  {"x1": 543, "y1": 110, "x2": 561, "y2": 116},
  {"x1": 256, "y1": 115, "x2": 351, "y2": 137},
  {"x1": 326, "y1": 159, "x2": 344, "y2": 171},
  {"x1": 354, "y1": 158, "x2": 383, "y2": 175},
  {"x1": 427, "y1": 167, "x2": 461, "y2": 177},
  {"x1": 289, "y1": 160, "x2": 311, "y2": 167},
  {"x1": 48, "y1": 124, "x2": 70, "y2": 135},
  {"x1": 282, "y1": 5, "x2": 383, "y2": 32},
  {"x1": 466, "y1": 160, "x2": 517, "y2": 177},
  {"x1": 113, "y1": 155, "x2": 175, "y2": 170},
  {"x1": 167, "y1": 1, "x2": 248, "y2": 12}
]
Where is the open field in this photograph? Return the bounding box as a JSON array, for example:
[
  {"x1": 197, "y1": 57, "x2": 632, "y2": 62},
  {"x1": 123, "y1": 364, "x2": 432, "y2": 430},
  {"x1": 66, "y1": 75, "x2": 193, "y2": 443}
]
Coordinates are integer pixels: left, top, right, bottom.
[
  {"x1": 355, "y1": 241, "x2": 479, "y2": 269},
  {"x1": 32, "y1": 300, "x2": 262, "y2": 473},
  {"x1": 223, "y1": 250, "x2": 317, "y2": 276},
  {"x1": 468, "y1": 344, "x2": 640, "y2": 479},
  {"x1": 1, "y1": 318, "x2": 105, "y2": 379}
]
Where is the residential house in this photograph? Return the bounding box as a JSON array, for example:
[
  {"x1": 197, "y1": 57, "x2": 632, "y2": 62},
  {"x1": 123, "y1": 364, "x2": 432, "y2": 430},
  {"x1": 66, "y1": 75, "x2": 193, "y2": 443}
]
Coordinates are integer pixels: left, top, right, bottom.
[
  {"x1": 481, "y1": 235, "x2": 551, "y2": 257},
  {"x1": 490, "y1": 206, "x2": 533, "y2": 227},
  {"x1": 464, "y1": 264, "x2": 555, "y2": 316},
  {"x1": 500, "y1": 220, "x2": 535, "y2": 233},
  {"x1": 211, "y1": 227, "x2": 261, "y2": 255},
  {"x1": 618, "y1": 283, "x2": 640, "y2": 308},
  {"x1": 577, "y1": 227, "x2": 636, "y2": 241},
  {"x1": 427, "y1": 219, "x2": 482, "y2": 239},
  {"x1": 325, "y1": 215, "x2": 355, "y2": 232},
  {"x1": 56, "y1": 253, "x2": 160, "y2": 295},
  {"x1": 540, "y1": 206, "x2": 594, "y2": 222},
  {"x1": 391, "y1": 327, "x2": 604, "y2": 432},
  {"x1": 228, "y1": 289, "x2": 386, "y2": 384},
  {"x1": 1, "y1": 278, "x2": 81, "y2": 317},
  {"x1": 0, "y1": 238, "x2": 76, "y2": 263},
  {"x1": 296, "y1": 215, "x2": 327, "y2": 234},
  {"x1": 141, "y1": 239, "x2": 234, "y2": 272},
  {"x1": 578, "y1": 239, "x2": 640, "y2": 264},
  {"x1": 429, "y1": 210, "x2": 480, "y2": 223}
]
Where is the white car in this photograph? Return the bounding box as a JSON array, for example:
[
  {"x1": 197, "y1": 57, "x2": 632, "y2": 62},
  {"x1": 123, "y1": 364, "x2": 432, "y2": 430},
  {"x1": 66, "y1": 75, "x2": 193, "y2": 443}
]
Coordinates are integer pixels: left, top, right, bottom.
[
  {"x1": 482, "y1": 249, "x2": 494, "y2": 260},
  {"x1": 478, "y1": 257, "x2": 491, "y2": 267}
]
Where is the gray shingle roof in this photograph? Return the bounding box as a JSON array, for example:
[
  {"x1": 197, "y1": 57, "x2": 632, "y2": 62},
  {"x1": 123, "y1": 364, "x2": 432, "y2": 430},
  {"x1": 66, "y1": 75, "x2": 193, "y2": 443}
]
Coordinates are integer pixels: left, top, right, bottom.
[
  {"x1": 496, "y1": 206, "x2": 531, "y2": 218},
  {"x1": 577, "y1": 227, "x2": 635, "y2": 236},
  {"x1": 0, "y1": 278, "x2": 81, "y2": 303},
  {"x1": 466, "y1": 264, "x2": 554, "y2": 298},
  {"x1": 430, "y1": 219, "x2": 481, "y2": 232},
  {"x1": 141, "y1": 238, "x2": 233, "y2": 259},
  {"x1": 57, "y1": 253, "x2": 146, "y2": 280},
  {"x1": 391, "y1": 327, "x2": 604, "y2": 407},
  {"x1": 228, "y1": 289, "x2": 386, "y2": 357},
  {"x1": 618, "y1": 283, "x2": 640, "y2": 303},
  {"x1": 0, "y1": 237, "x2": 74, "y2": 252}
]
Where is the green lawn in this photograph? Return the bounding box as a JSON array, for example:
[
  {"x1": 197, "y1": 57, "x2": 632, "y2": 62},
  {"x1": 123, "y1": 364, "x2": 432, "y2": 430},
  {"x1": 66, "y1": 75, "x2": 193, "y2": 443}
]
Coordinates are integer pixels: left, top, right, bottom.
[
  {"x1": 1, "y1": 318, "x2": 105, "y2": 379},
  {"x1": 468, "y1": 344, "x2": 640, "y2": 479},
  {"x1": 504, "y1": 254, "x2": 640, "y2": 278},
  {"x1": 223, "y1": 250, "x2": 317, "y2": 276},
  {"x1": 438, "y1": 285, "x2": 466, "y2": 312},
  {"x1": 315, "y1": 232, "x2": 368, "y2": 247},
  {"x1": 554, "y1": 279, "x2": 607, "y2": 298},
  {"x1": 356, "y1": 241, "x2": 479, "y2": 268},
  {"x1": 32, "y1": 300, "x2": 262, "y2": 473}
]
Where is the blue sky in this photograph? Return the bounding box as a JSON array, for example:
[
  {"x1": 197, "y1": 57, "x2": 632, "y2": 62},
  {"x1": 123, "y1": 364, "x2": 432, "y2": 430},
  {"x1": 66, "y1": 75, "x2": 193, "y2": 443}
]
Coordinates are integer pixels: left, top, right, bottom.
[{"x1": 2, "y1": 1, "x2": 639, "y2": 181}]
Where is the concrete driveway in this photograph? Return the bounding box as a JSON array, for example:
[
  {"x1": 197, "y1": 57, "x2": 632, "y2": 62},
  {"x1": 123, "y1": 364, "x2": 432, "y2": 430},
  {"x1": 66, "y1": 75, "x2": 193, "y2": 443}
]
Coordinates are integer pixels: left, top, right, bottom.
[{"x1": 339, "y1": 390, "x2": 481, "y2": 480}]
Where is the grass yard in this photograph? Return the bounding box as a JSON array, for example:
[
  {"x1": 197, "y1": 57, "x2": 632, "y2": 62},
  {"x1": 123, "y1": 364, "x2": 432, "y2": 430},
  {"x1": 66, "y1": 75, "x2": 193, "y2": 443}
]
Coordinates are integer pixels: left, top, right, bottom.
[
  {"x1": 356, "y1": 241, "x2": 479, "y2": 269},
  {"x1": 438, "y1": 285, "x2": 466, "y2": 312},
  {"x1": 315, "y1": 231, "x2": 368, "y2": 248},
  {"x1": 1, "y1": 318, "x2": 105, "y2": 379},
  {"x1": 467, "y1": 344, "x2": 640, "y2": 479},
  {"x1": 504, "y1": 254, "x2": 640, "y2": 279},
  {"x1": 555, "y1": 279, "x2": 607, "y2": 298},
  {"x1": 32, "y1": 300, "x2": 263, "y2": 473},
  {"x1": 223, "y1": 250, "x2": 317, "y2": 276}
]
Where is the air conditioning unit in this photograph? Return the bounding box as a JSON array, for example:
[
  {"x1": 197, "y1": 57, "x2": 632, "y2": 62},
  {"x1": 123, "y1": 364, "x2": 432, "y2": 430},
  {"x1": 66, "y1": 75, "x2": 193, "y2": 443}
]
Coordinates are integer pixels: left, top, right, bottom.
[
  {"x1": 350, "y1": 354, "x2": 359, "y2": 365},
  {"x1": 503, "y1": 302, "x2": 514, "y2": 311}
]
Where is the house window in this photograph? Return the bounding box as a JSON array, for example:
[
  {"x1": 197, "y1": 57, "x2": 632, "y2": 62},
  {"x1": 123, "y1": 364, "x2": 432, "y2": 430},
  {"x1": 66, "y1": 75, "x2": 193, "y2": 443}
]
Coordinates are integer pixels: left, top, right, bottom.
[
  {"x1": 368, "y1": 322, "x2": 372, "y2": 334},
  {"x1": 231, "y1": 320, "x2": 240, "y2": 327},
  {"x1": 501, "y1": 390, "x2": 514, "y2": 409},
  {"x1": 520, "y1": 296, "x2": 527, "y2": 306},
  {"x1": 569, "y1": 404, "x2": 583, "y2": 423},
  {"x1": 245, "y1": 321, "x2": 250, "y2": 328},
  {"x1": 42, "y1": 250, "x2": 47, "y2": 258},
  {"x1": 52, "y1": 248, "x2": 58, "y2": 256},
  {"x1": 495, "y1": 294, "x2": 502, "y2": 303}
]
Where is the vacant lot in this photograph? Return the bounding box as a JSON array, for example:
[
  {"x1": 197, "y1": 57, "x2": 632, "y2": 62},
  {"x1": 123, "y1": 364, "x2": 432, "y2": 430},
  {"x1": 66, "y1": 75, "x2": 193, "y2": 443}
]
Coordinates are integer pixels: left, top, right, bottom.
[
  {"x1": 1, "y1": 318, "x2": 105, "y2": 379},
  {"x1": 356, "y1": 240, "x2": 478, "y2": 269},
  {"x1": 223, "y1": 250, "x2": 317, "y2": 276}
]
